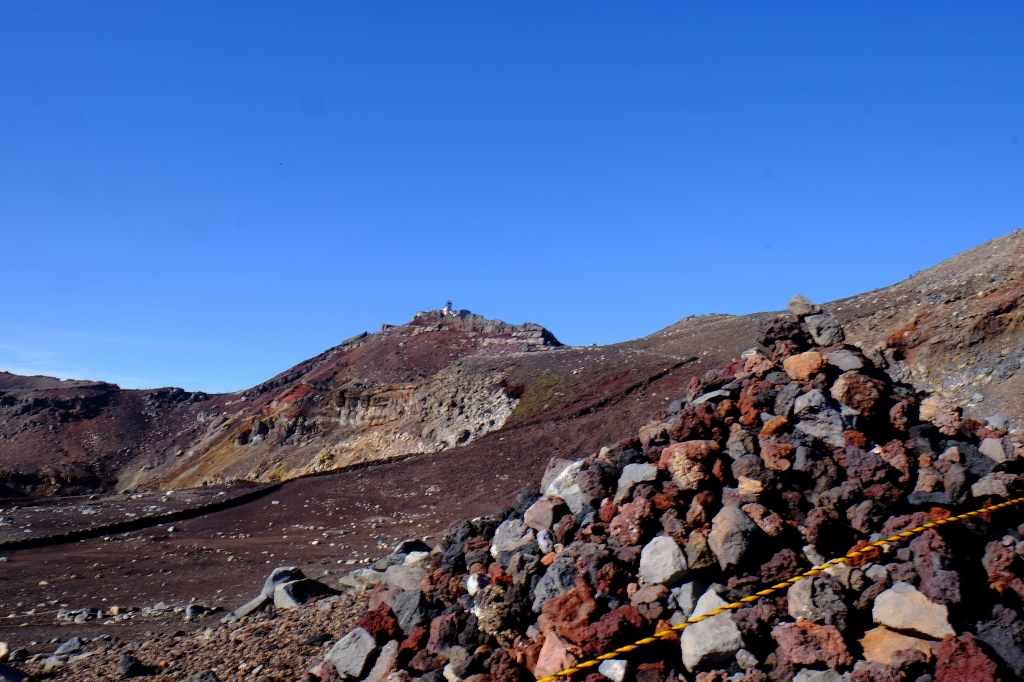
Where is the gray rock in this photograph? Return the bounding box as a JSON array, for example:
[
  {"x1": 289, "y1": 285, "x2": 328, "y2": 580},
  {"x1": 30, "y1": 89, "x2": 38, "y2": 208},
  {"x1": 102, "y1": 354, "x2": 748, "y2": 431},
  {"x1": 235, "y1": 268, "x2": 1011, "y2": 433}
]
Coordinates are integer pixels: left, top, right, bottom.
[
  {"x1": 338, "y1": 568, "x2": 385, "y2": 593},
  {"x1": 614, "y1": 464, "x2": 658, "y2": 504},
  {"x1": 670, "y1": 581, "x2": 704, "y2": 620},
  {"x1": 490, "y1": 519, "x2": 536, "y2": 559},
  {"x1": 736, "y1": 649, "x2": 759, "y2": 670},
  {"x1": 391, "y1": 588, "x2": 428, "y2": 633},
  {"x1": 261, "y1": 566, "x2": 305, "y2": 599},
  {"x1": 639, "y1": 536, "x2": 689, "y2": 587},
  {"x1": 692, "y1": 390, "x2": 732, "y2": 406},
  {"x1": 987, "y1": 413, "x2": 1010, "y2": 431},
  {"x1": 976, "y1": 605, "x2": 1024, "y2": 678},
  {"x1": 55, "y1": 637, "x2": 83, "y2": 655},
  {"x1": 865, "y1": 564, "x2": 889, "y2": 583},
  {"x1": 793, "y1": 390, "x2": 846, "y2": 448},
  {"x1": 708, "y1": 506, "x2": 759, "y2": 571},
  {"x1": 825, "y1": 350, "x2": 864, "y2": 372},
  {"x1": 804, "y1": 313, "x2": 845, "y2": 346},
  {"x1": 273, "y1": 579, "x2": 337, "y2": 609},
  {"x1": 972, "y1": 473, "x2": 1014, "y2": 498},
  {"x1": 980, "y1": 437, "x2": 1016, "y2": 464},
  {"x1": 787, "y1": 295, "x2": 821, "y2": 319},
  {"x1": 42, "y1": 656, "x2": 65, "y2": 674},
  {"x1": 686, "y1": 530, "x2": 717, "y2": 571},
  {"x1": 597, "y1": 659, "x2": 631, "y2": 682},
  {"x1": 540, "y1": 458, "x2": 577, "y2": 496},
  {"x1": 532, "y1": 555, "x2": 577, "y2": 612},
  {"x1": 365, "y1": 640, "x2": 400, "y2": 682},
  {"x1": 329, "y1": 628, "x2": 380, "y2": 679},
  {"x1": 384, "y1": 564, "x2": 428, "y2": 592},
  {"x1": 775, "y1": 383, "x2": 803, "y2": 418},
  {"x1": 680, "y1": 589, "x2": 745, "y2": 670},
  {"x1": 221, "y1": 594, "x2": 269, "y2": 623},
  {"x1": 544, "y1": 461, "x2": 597, "y2": 513}
]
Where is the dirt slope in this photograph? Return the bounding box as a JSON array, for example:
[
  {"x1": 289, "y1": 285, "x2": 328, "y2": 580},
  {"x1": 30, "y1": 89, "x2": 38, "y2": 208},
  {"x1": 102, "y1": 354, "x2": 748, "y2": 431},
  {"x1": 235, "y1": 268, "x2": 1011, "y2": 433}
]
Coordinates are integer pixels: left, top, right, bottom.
[{"x1": 2, "y1": 232, "x2": 1023, "y2": 499}]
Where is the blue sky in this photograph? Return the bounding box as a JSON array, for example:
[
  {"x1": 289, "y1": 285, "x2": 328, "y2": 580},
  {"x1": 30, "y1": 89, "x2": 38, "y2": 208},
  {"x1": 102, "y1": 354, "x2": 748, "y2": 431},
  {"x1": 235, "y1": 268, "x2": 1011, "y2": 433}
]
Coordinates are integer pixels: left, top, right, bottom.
[{"x1": 1, "y1": 2, "x2": 1022, "y2": 392}]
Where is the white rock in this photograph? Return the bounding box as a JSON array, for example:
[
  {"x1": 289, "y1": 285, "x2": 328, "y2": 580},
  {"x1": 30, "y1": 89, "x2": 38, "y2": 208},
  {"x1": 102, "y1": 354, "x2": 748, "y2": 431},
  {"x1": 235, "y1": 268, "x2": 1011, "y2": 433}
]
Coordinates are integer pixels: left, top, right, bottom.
[
  {"x1": 403, "y1": 551, "x2": 432, "y2": 567},
  {"x1": 466, "y1": 573, "x2": 491, "y2": 597},
  {"x1": 680, "y1": 589, "x2": 744, "y2": 671},
  {"x1": 0, "y1": 641, "x2": 8, "y2": 662},
  {"x1": 639, "y1": 536, "x2": 689, "y2": 586},
  {"x1": 872, "y1": 582, "x2": 955, "y2": 639},
  {"x1": 545, "y1": 461, "x2": 596, "y2": 513},
  {"x1": 598, "y1": 659, "x2": 631, "y2": 682}
]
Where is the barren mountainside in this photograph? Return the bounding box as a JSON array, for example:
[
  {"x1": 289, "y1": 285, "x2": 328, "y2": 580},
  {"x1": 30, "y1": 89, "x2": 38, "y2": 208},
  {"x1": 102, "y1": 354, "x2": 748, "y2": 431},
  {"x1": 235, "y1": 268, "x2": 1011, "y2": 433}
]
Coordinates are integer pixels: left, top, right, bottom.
[{"x1": 2, "y1": 232, "x2": 1023, "y2": 498}]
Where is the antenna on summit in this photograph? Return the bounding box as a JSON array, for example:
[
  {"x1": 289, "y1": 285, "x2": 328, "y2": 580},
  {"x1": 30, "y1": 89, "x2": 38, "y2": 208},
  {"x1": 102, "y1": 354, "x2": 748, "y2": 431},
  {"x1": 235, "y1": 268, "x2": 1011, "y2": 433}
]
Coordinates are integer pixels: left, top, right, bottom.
[{"x1": 442, "y1": 300, "x2": 453, "y2": 316}]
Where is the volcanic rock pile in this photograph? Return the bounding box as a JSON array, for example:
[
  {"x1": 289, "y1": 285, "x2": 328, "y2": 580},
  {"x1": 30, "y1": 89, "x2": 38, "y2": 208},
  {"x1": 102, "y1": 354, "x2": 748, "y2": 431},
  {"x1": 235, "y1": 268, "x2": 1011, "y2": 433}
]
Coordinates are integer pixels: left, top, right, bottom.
[{"x1": 312, "y1": 296, "x2": 1024, "y2": 682}]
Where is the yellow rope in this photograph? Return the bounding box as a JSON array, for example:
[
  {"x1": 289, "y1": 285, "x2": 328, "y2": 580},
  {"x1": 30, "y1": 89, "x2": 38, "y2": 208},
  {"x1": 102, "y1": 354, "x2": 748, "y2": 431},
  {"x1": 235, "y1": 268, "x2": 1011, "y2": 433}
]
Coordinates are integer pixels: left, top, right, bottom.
[{"x1": 533, "y1": 495, "x2": 1024, "y2": 682}]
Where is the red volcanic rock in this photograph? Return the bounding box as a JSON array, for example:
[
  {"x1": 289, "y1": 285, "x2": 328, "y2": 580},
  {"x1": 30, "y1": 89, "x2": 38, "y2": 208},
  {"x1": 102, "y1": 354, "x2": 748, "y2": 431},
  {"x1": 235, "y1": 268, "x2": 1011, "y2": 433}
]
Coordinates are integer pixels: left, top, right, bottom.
[
  {"x1": 667, "y1": 404, "x2": 716, "y2": 442},
  {"x1": 639, "y1": 421, "x2": 671, "y2": 448},
  {"x1": 758, "y1": 415, "x2": 789, "y2": 440},
  {"x1": 660, "y1": 439, "x2": 721, "y2": 465},
  {"x1": 580, "y1": 605, "x2": 646, "y2": 658},
  {"x1": 759, "y1": 437, "x2": 795, "y2": 472},
  {"x1": 524, "y1": 496, "x2": 570, "y2": 531},
  {"x1": 849, "y1": 662, "x2": 901, "y2": 682},
  {"x1": 909, "y1": 529, "x2": 961, "y2": 605},
  {"x1": 358, "y1": 603, "x2": 401, "y2": 644},
  {"x1": 890, "y1": 398, "x2": 914, "y2": 431},
  {"x1": 844, "y1": 430, "x2": 869, "y2": 448},
  {"x1": 836, "y1": 446, "x2": 889, "y2": 483},
  {"x1": 426, "y1": 613, "x2": 460, "y2": 653},
  {"x1": 830, "y1": 372, "x2": 886, "y2": 416},
  {"x1": 784, "y1": 351, "x2": 827, "y2": 381},
  {"x1": 878, "y1": 440, "x2": 912, "y2": 483},
  {"x1": 408, "y1": 649, "x2": 449, "y2": 673},
  {"x1": 486, "y1": 648, "x2": 527, "y2": 682},
  {"x1": 738, "y1": 380, "x2": 775, "y2": 425},
  {"x1": 539, "y1": 586, "x2": 598, "y2": 645},
  {"x1": 609, "y1": 498, "x2": 654, "y2": 546},
  {"x1": 934, "y1": 633, "x2": 999, "y2": 682},
  {"x1": 771, "y1": 620, "x2": 853, "y2": 669},
  {"x1": 760, "y1": 548, "x2": 801, "y2": 584}
]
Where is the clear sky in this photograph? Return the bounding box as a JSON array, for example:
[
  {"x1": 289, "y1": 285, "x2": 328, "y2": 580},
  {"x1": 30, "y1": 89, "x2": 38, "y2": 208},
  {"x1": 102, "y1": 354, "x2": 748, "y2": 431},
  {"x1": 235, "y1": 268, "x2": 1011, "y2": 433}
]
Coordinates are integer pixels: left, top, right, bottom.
[{"x1": 1, "y1": 3, "x2": 1022, "y2": 393}]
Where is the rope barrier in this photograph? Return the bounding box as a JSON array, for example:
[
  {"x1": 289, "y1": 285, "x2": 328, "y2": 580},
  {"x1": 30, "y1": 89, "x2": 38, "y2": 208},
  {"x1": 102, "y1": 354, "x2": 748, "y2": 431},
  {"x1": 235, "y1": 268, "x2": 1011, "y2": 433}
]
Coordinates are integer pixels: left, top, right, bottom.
[{"x1": 534, "y1": 495, "x2": 1024, "y2": 682}]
